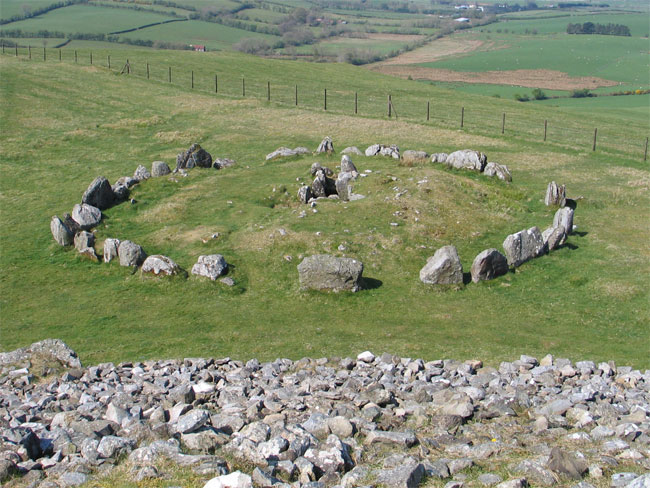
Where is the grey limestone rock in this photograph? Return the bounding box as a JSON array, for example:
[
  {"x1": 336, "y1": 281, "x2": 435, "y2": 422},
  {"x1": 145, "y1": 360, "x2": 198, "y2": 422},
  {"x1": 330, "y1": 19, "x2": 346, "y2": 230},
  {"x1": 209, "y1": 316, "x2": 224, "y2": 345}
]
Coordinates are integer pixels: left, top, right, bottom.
[
  {"x1": 51, "y1": 215, "x2": 74, "y2": 246},
  {"x1": 547, "y1": 447, "x2": 587, "y2": 479},
  {"x1": 298, "y1": 254, "x2": 364, "y2": 292},
  {"x1": 484, "y1": 162, "x2": 512, "y2": 182},
  {"x1": 376, "y1": 461, "x2": 425, "y2": 488},
  {"x1": 503, "y1": 227, "x2": 546, "y2": 267},
  {"x1": 365, "y1": 144, "x2": 382, "y2": 157},
  {"x1": 82, "y1": 176, "x2": 115, "y2": 210},
  {"x1": 545, "y1": 181, "x2": 566, "y2": 207},
  {"x1": 445, "y1": 149, "x2": 487, "y2": 171},
  {"x1": 103, "y1": 238, "x2": 120, "y2": 263},
  {"x1": 151, "y1": 161, "x2": 171, "y2": 177},
  {"x1": 316, "y1": 136, "x2": 334, "y2": 154},
  {"x1": 340, "y1": 155, "x2": 358, "y2": 174},
  {"x1": 213, "y1": 158, "x2": 236, "y2": 169},
  {"x1": 341, "y1": 146, "x2": 363, "y2": 156},
  {"x1": 419, "y1": 245, "x2": 463, "y2": 285},
  {"x1": 142, "y1": 255, "x2": 181, "y2": 276},
  {"x1": 74, "y1": 231, "x2": 95, "y2": 252},
  {"x1": 431, "y1": 152, "x2": 448, "y2": 164},
  {"x1": 542, "y1": 226, "x2": 567, "y2": 251},
  {"x1": 336, "y1": 172, "x2": 355, "y2": 201},
  {"x1": 266, "y1": 147, "x2": 297, "y2": 160},
  {"x1": 402, "y1": 150, "x2": 429, "y2": 163},
  {"x1": 118, "y1": 240, "x2": 146, "y2": 267},
  {"x1": 471, "y1": 248, "x2": 508, "y2": 283},
  {"x1": 133, "y1": 165, "x2": 151, "y2": 181},
  {"x1": 298, "y1": 185, "x2": 313, "y2": 204},
  {"x1": 553, "y1": 206, "x2": 574, "y2": 235},
  {"x1": 71, "y1": 203, "x2": 101, "y2": 230},
  {"x1": 191, "y1": 254, "x2": 228, "y2": 280},
  {"x1": 176, "y1": 143, "x2": 212, "y2": 170},
  {"x1": 310, "y1": 162, "x2": 333, "y2": 177},
  {"x1": 175, "y1": 409, "x2": 210, "y2": 434},
  {"x1": 380, "y1": 144, "x2": 400, "y2": 159}
]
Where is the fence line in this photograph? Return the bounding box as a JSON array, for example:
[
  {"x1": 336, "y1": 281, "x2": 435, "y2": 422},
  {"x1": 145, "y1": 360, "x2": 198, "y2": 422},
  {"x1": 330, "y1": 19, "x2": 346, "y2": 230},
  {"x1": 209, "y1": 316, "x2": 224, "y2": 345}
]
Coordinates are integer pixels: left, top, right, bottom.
[{"x1": 2, "y1": 45, "x2": 648, "y2": 161}]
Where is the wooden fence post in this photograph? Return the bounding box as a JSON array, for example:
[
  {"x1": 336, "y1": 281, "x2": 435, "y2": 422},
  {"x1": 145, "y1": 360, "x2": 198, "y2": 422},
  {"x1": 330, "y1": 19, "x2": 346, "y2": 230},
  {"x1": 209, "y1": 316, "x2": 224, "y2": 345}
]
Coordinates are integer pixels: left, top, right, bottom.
[
  {"x1": 461, "y1": 107, "x2": 464, "y2": 128},
  {"x1": 74, "y1": 50, "x2": 77, "y2": 63},
  {"x1": 354, "y1": 92, "x2": 358, "y2": 115},
  {"x1": 593, "y1": 128, "x2": 597, "y2": 151},
  {"x1": 28, "y1": 45, "x2": 31, "y2": 59},
  {"x1": 59, "y1": 49, "x2": 62, "y2": 61},
  {"x1": 502, "y1": 113, "x2": 505, "y2": 134},
  {"x1": 295, "y1": 85, "x2": 298, "y2": 106},
  {"x1": 168, "y1": 66, "x2": 171, "y2": 83},
  {"x1": 215, "y1": 74, "x2": 218, "y2": 93},
  {"x1": 324, "y1": 88, "x2": 327, "y2": 111},
  {"x1": 108, "y1": 55, "x2": 110, "y2": 69},
  {"x1": 388, "y1": 94, "x2": 392, "y2": 118},
  {"x1": 2, "y1": 43, "x2": 4, "y2": 54},
  {"x1": 90, "y1": 52, "x2": 93, "y2": 65},
  {"x1": 645, "y1": 137, "x2": 648, "y2": 162},
  {"x1": 146, "y1": 63, "x2": 149, "y2": 79},
  {"x1": 267, "y1": 81, "x2": 270, "y2": 101},
  {"x1": 15, "y1": 45, "x2": 18, "y2": 56},
  {"x1": 427, "y1": 101, "x2": 430, "y2": 121},
  {"x1": 242, "y1": 78, "x2": 245, "y2": 97},
  {"x1": 191, "y1": 70, "x2": 194, "y2": 89},
  {"x1": 544, "y1": 119, "x2": 547, "y2": 141},
  {"x1": 43, "y1": 47, "x2": 46, "y2": 61}
]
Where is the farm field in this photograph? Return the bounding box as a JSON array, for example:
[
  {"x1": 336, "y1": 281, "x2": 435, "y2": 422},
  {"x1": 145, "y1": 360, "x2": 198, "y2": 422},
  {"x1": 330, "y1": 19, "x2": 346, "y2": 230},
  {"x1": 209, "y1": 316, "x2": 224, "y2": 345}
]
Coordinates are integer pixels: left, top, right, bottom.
[{"x1": 0, "y1": 50, "x2": 648, "y2": 370}]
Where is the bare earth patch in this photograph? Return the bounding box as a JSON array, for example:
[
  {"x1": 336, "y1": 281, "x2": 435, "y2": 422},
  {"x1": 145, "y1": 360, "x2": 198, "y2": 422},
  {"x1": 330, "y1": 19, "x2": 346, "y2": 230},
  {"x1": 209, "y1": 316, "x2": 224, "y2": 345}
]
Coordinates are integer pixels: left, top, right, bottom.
[
  {"x1": 374, "y1": 66, "x2": 619, "y2": 90},
  {"x1": 373, "y1": 38, "x2": 486, "y2": 66}
]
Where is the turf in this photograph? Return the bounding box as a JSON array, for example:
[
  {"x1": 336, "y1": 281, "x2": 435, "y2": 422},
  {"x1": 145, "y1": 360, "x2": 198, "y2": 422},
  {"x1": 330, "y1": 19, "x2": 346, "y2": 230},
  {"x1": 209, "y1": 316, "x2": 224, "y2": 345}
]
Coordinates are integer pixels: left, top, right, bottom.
[{"x1": 0, "y1": 51, "x2": 648, "y2": 369}]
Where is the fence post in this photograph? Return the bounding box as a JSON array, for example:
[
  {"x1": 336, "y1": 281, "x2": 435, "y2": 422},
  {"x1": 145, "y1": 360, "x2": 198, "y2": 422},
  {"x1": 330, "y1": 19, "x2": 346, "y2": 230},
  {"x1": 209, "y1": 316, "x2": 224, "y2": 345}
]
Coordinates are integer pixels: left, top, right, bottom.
[
  {"x1": 2, "y1": 43, "x2": 4, "y2": 54},
  {"x1": 355, "y1": 92, "x2": 357, "y2": 115},
  {"x1": 324, "y1": 88, "x2": 327, "y2": 111},
  {"x1": 108, "y1": 55, "x2": 110, "y2": 69},
  {"x1": 168, "y1": 66, "x2": 171, "y2": 83},
  {"x1": 90, "y1": 52, "x2": 92, "y2": 65},
  {"x1": 28, "y1": 45, "x2": 31, "y2": 59},
  {"x1": 43, "y1": 47, "x2": 46, "y2": 61},
  {"x1": 146, "y1": 63, "x2": 149, "y2": 79},
  {"x1": 388, "y1": 94, "x2": 392, "y2": 118},
  {"x1": 295, "y1": 85, "x2": 298, "y2": 106},
  {"x1": 267, "y1": 81, "x2": 270, "y2": 101},
  {"x1": 501, "y1": 113, "x2": 505, "y2": 134},
  {"x1": 242, "y1": 78, "x2": 245, "y2": 97},
  {"x1": 74, "y1": 50, "x2": 77, "y2": 63},
  {"x1": 59, "y1": 49, "x2": 61, "y2": 61},
  {"x1": 593, "y1": 128, "x2": 597, "y2": 152},
  {"x1": 191, "y1": 70, "x2": 194, "y2": 89},
  {"x1": 215, "y1": 74, "x2": 218, "y2": 93},
  {"x1": 645, "y1": 137, "x2": 648, "y2": 162},
  {"x1": 15, "y1": 45, "x2": 18, "y2": 57},
  {"x1": 427, "y1": 101, "x2": 430, "y2": 121},
  {"x1": 544, "y1": 119, "x2": 547, "y2": 141},
  {"x1": 461, "y1": 107, "x2": 464, "y2": 128}
]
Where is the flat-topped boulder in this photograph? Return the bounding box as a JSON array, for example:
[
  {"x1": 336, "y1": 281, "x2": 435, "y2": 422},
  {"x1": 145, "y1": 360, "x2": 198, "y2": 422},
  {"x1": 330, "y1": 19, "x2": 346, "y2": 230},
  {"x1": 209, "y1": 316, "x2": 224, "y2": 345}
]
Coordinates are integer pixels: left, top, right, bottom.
[
  {"x1": 420, "y1": 245, "x2": 463, "y2": 285},
  {"x1": 298, "y1": 254, "x2": 364, "y2": 292},
  {"x1": 265, "y1": 146, "x2": 309, "y2": 160},
  {"x1": 503, "y1": 226, "x2": 546, "y2": 267},
  {"x1": 402, "y1": 150, "x2": 429, "y2": 163},
  {"x1": 192, "y1": 254, "x2": 228, "y2": 281},
  {"x1": 71, "y1": 203, "x2": 101, "y2": 230},
  {"x1": 445, "y1": 149, "x2": 487, "y2": 172},
  {"x1": 151, "y1": 161, "x2": 171, "y2": 177},
  {"x1": 142, "y1": 255, "x2": 181, "y2": 276}
]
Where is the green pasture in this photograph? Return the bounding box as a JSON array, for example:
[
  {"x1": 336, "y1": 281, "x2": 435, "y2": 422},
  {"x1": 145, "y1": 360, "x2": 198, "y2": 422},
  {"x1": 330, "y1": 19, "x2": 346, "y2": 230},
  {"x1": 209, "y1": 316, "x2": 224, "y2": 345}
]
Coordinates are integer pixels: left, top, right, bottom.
[
  {"x1": 538, "y1": 93, "x2": 650, "y2": 122},
  {"x1": 419, "y1": 32, "x2": 649, "y2": 91},
  {"x1": 0, "y1": 0, "x2": 56, "y2": 20},
  {"x1": 236, "y1": 7, "x2": 288, "y2": 23},
  {"x1": 0, "y1": 51, "x2": 648, "y2": 369},
  {"x1": 1, "y1": 3, "x2": 174, "y2": 35},
  {"x1": 288, "y1": 37, "x2": 417, "y2": 57},
  {"x1": 496, "y1": 12, "x2": 650, "y2": 36},
  {"x1": 427, "y1": 81, "x2": 569, "y2": 100}
]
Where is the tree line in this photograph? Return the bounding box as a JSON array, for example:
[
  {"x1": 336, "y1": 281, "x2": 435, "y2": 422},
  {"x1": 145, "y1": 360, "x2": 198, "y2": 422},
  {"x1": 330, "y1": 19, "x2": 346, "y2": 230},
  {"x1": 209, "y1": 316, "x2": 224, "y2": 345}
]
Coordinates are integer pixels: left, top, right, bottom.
[{"x1": 566, "y1": 22, "x2": 630, "y2": 36}]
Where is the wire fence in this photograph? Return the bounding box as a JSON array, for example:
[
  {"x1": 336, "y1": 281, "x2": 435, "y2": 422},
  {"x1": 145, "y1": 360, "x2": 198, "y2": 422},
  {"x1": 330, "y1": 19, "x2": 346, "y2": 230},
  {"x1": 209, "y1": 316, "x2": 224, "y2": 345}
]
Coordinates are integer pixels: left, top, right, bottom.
[{"x1": 3, "y1": 44, "x2": 648, "y2": 162}]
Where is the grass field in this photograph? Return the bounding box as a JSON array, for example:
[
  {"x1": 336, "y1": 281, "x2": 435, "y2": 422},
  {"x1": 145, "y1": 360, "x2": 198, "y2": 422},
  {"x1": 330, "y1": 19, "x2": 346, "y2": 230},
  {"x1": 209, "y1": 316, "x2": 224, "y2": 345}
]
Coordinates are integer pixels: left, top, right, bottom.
[
  {"x1": 0, "y1": 0, "x2": 57, "y2": 20},
  {"x1": 0, "y1": 50, "x2": 648, "y2": 369}
]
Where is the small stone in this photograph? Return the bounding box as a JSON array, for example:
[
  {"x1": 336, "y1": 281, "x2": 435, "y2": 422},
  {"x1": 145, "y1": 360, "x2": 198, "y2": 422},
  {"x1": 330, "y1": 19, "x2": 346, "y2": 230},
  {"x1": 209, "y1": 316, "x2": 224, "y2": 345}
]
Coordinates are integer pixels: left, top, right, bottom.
[
  {"x1": 192, "y1": 255, "x2": 228, "y2": 281},
  {"x1": 151, "y1": 161, "x2": 171, "y2": 177}
]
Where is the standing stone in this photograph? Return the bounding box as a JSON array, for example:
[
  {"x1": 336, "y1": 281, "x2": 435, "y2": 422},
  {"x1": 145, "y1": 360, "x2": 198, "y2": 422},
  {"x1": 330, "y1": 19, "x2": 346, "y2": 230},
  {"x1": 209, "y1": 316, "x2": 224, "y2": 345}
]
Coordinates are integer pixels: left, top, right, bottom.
[
  {"x1": 471, "y1": 249, "x2": 508, "y2": 283},
  {"x1": 431, "y1": 153, "x2": 448, "y2": 164},
  {"x1": 118, "y1": 240, "x2": 146, "y2": 267},
  {"x1": 74, "y1": 231, "x2": 95, "y2": 251},
  {"x1": 483, "y1": 162, "x2": 512, "y2": 182},
  {"x1": 103, "y1": 238, "x2": 120, "y2": 263},
  {"x1": 297, "y1": 255, "x2": 364, "y2": 292},
  {"x1": 420, "y1": 245, "x2": 464, "y2": 285},
  {"x1": 177, "y1": 143, "x2": 212, "y2": 170},
  {"x1": 151, "y1": 161, "x2": 171, "y2": 177},
  {"x1": 312, "y1": 170, "x2": 336, "y2": 198},
  {"x1": 542, "y1": 226, "x2": 566, "y2": 251},
  {"x1": 51, "y1": 216, "x2": 74, "y2": 246},
  {"x1": 82, "y1": 176, "x2": 115, "y2": 210},
  {"x1": 316, "y1": 136, "x2": 334, "y2": 154},
  {"x1": 142, "y1": 255, "x2": 181, "y2": 276},
  {"x1": 553, "y1": 207, "x2": 574, "y2": 235},
  {"x1": 298, "y1": 185, "x2": 312, "y2": 204},
  {"x1": 545, "y1": 181, "x2": 566, "y2": 206},
  {"x1": 445, "y1": 149, "x2": 487, "y2": 171},
  {"x1": 310, "y1": 162, "x2": 333, "y2": 176},
  {"x1": 336, "y1": 172, "x2": 355, "y2": 201},
  {"x1": 503, "y1": 227, "x2": 546, "y2": 267},
  {"x1": 133, "y1": 165, "x2": 151, "y2": 181},
  {"x1": 402, "y1": 150, "x2": 429, "y2": 163},
  {"x1": 340, "y1": 155, "x2": 358, "y2": 174},
  {"x1": 192, "y1": 255, "x2": 228, "y2": 280},
  {"x1": 71, "y1": 204, "x2": 102, "y2": 230}
]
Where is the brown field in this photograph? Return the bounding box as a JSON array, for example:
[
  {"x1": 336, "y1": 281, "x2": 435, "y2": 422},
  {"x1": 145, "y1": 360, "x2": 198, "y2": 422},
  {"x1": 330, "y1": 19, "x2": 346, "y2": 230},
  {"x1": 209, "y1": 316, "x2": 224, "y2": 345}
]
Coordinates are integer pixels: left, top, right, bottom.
[
  {"x1": 373, "y1": 65, "x2": 620, "y2": 90},
  {"x1": 374, "y1": 37, "x2": 488, "y2": 66}
]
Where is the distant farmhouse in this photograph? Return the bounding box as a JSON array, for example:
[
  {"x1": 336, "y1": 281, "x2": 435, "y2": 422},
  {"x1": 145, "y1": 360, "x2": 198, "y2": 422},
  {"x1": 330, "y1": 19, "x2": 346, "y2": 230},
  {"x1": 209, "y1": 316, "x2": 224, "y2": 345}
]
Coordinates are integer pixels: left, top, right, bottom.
[{"x1": 190, "y1": 45, "x2": 206, "y2": 52}]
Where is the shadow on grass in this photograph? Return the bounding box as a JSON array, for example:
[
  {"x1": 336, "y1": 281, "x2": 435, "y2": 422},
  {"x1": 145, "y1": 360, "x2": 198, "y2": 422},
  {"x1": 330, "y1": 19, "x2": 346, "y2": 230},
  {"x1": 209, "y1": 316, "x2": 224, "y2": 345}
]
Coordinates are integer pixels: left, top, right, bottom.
[
  {"x1": 573, "y1": 231, "x2": 588, "y2": 237},
  {"x1": 361, "y1": 277, "x2": 383, "y2": 290},
  {"x1": 463, "y1": 272, "x2": 472, "y2": 285}
]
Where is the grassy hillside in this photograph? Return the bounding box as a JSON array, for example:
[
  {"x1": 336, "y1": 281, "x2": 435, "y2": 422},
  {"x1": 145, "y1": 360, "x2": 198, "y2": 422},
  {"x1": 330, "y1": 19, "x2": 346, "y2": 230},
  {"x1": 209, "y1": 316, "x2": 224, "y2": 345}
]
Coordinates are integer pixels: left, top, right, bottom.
[{"x1": 0, "y1": 51, "x2": 648, "y2": 368}]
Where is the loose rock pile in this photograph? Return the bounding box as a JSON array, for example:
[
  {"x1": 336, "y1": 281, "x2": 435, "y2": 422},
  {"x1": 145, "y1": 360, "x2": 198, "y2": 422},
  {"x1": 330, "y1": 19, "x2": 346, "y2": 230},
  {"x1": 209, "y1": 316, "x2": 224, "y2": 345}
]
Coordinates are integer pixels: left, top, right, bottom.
[
  {"x1": 1, "y1": 340, "x2": 648, "y2": 488},
  {"x1": 431, "y1": 150, "x2": 512, "y2": 182},
  {"x1": 49, "y1": 144, "x2": 234, "y2": 283}
]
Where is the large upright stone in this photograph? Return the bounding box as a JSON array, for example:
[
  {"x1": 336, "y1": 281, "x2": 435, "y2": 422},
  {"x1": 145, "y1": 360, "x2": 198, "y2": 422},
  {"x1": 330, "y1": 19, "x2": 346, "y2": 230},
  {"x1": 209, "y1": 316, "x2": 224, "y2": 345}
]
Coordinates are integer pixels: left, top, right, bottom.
[
  {"x1": 192, "y1": 255, "x2": 228, "y2": 280},
  {"x1": 445, "y1": 149, "x2": 487, "y2": 171},
  {"x1": 542, "y1": 226, "x2": 566, "y2": 251},
  {"x1": 471, "y1": 248, "x2": 508, "y2": 282},
  {"x1": 420, "y1": 245, "x2": 463, "y2": 285},
  {"x1": 177, "y1": 143, "x2": 212, "y2": 170},
  {"x1": 142, "y1": 255, "x2": 181, "y2": 276},
  {"x1": 103, "y1": 238, "x2": 120, "y2": 263},
  {"x1": 503, "y1": 227, "x2": 546, "y2": 267},
  {"x1": 545, "y1": 181, "x2": 566, "y2": 206},
  {"x1": 312, "y1": 170, "x2": 336, "y2": 198},
  {"x1": 340, "y1": 155, "x2": 358, "y2": 174},
  {"x1": 118, "y1": 240, "x2": 146, "y2": 267},
  {"x1": 74, "y1": 231, "x2": 95, "y2": 252},
  {"x1": 82, "y1": 176, "x2": 115, "y2": 210},
  {"x1": 316, "y1": 136, "x2": 334, "y2": 154},
  {"x1": 553, "y1": 206, "x2": 574, "y2": 235},
  {"x1": 298, "y1": 255, "x2": 364, "y2": 292},
  {"x1": 298, "y1": 185, "x2": 313, "y2": 204},
  {"x1": 336, "y1": 172, "x2": 355, "y2": 201},
  {"x1": 51, "y1": 216, "x2": 74, "y2": 246},
  {"x1": 71, "y1": 204, "x2": 102, "y2": 230}
]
